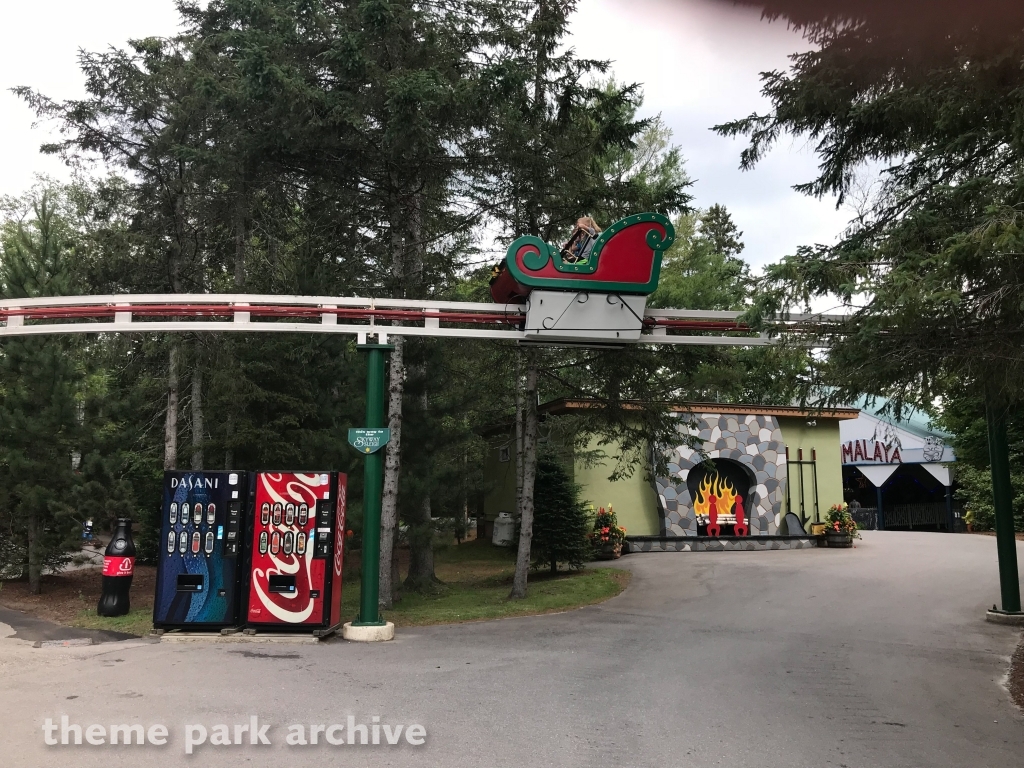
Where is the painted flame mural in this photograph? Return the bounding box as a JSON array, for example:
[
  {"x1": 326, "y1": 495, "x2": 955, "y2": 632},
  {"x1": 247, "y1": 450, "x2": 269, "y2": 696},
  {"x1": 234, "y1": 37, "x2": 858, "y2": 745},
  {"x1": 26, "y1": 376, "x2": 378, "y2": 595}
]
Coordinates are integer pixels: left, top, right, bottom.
[
  {"x1": 693, "y1": 472, "x2": 748, "y2": 537},
  {"x1": 693, "y1": 474, "x2": 737, "y2": 520}
]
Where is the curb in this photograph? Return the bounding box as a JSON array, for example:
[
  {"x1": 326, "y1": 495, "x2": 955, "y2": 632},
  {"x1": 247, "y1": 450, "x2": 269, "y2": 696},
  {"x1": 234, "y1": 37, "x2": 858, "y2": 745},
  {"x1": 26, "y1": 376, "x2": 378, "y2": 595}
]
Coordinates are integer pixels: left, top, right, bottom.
[{"x1": 985, "y1": 610, "x2": 1024, "y2": 626}]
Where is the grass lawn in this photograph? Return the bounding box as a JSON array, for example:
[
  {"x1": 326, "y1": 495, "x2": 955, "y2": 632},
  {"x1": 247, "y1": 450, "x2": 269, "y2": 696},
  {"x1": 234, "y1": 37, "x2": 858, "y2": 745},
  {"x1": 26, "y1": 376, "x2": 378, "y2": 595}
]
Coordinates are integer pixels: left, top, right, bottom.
[
  {"x1": 342, "y1": 538, "x2": 630, "y2": 627},
  {"x1": 0, "y1": 538, "x2": 629, "y2": 636},
  {"x1": 72, "y1": 606, "x2": 155, "y2": 637},
  {"x1": 0, "y1": 563, "x2": 159, "y2": 639}
]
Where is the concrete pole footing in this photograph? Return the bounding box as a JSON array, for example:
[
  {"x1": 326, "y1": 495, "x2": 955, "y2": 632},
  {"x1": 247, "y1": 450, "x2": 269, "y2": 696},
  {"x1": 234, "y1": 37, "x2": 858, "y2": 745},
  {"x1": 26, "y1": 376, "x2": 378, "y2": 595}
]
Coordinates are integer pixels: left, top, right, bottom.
[
  {"x1": 342, "y1": 622, "x2": 396, "y2": 642},
  {"x1": 985, "y1": 610, "x2": 1024, "y2": 626}
]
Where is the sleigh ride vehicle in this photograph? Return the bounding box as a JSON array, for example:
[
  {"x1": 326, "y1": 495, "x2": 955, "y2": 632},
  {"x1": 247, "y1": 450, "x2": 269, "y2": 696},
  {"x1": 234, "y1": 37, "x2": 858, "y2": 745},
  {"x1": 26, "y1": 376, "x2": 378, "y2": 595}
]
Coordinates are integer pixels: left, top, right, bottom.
[{"x1": 489, "y1": 212, "x2": 675, "y2": 343}]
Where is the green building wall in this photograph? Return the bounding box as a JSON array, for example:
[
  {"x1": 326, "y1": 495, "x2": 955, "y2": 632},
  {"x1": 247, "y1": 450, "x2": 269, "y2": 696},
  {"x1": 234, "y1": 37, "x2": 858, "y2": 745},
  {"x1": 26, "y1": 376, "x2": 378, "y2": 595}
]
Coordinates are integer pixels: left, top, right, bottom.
[
  {"x1": 776, "y1": 417, "x2": 845, "y2": 526},
  {"x1": 482, "y1": 436, "x2": 661, "y2": 536},
  {"x1": 482, "y1": 414, "x2": 848, "y2": 537},
  {"x1": 482, "y1": 443, "x2": 518, "y2": 520},
  {"x1": 570, "y1": 436, "x2": 661, "y2": 537}
]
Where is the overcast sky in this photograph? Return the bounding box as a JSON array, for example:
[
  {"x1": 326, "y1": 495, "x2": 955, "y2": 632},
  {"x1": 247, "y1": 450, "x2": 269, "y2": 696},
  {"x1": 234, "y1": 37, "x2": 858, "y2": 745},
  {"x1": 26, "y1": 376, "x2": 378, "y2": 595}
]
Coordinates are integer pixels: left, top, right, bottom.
[{"x1": 0, "y1": 0, "x2": 853, "y2": 271}]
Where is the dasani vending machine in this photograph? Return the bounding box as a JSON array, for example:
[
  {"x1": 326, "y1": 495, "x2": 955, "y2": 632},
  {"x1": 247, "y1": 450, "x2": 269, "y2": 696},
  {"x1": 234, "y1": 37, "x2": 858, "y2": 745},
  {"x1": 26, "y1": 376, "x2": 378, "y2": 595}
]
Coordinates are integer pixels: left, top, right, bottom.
[{"x1": 153, "y1": 471, "x2": 248, "y2": 629}]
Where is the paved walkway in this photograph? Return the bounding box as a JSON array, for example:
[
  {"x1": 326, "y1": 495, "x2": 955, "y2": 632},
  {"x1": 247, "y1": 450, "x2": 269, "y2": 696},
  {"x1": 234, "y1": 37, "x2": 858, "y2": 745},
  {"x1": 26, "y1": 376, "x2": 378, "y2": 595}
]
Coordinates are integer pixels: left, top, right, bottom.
[
  {"x1": 1, "y1": 531, "x2": 1021, "y2": 767},
  {"x1": 0, "y1": 606, "x2": 135, "y2": 645}
]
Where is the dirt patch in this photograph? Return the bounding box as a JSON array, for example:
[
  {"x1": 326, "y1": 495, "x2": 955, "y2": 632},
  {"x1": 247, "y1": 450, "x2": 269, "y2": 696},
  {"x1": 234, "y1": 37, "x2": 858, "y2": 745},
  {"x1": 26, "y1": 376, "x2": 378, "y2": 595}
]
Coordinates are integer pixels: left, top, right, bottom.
[
  {"x1": 1010, "y1": 633, "x2": 1024, "y2": 709},
  {"x1": 608, "y1": 569, "x2": 632, "y2": 589},
  {"x1": 0, "y1": 565, "x2": 156, "y2": 626}
]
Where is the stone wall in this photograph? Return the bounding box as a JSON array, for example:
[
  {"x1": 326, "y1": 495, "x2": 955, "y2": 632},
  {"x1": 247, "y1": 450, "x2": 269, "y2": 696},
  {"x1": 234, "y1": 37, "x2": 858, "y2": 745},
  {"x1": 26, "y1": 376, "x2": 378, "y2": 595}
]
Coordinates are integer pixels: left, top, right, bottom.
[
  {"x1": 627, "y1": 536, "x2": 814, "y2": 552},
  {"x1": 654, "y1": 413, "x2": 788, "y2": 536}
]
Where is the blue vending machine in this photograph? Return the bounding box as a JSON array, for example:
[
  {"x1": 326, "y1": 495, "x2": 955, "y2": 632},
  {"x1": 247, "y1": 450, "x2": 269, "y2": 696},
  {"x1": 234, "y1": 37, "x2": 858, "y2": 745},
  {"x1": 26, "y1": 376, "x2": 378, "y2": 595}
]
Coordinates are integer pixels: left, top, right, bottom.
[{"x1": 153, "y1": 471, "x2": 248, "y2": 630}]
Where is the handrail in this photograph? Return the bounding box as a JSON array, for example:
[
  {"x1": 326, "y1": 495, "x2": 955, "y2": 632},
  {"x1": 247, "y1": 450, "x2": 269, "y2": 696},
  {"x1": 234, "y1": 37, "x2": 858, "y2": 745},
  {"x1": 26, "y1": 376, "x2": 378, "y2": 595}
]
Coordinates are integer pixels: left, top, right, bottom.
[{"x1": 0, "y1": 293, "x2": 844, "y2": 346}]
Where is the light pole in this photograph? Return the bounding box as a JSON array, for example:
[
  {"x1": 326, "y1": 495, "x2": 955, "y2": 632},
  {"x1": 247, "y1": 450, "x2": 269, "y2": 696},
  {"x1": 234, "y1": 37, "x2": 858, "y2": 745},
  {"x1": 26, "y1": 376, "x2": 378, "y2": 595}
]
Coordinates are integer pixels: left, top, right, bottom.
[
  {"x1": 985, "y1": 396, "x2": 1022, "y2": 619},
  {"x1": 343, "y1": 342, "x2": 395, "y2": 641}
]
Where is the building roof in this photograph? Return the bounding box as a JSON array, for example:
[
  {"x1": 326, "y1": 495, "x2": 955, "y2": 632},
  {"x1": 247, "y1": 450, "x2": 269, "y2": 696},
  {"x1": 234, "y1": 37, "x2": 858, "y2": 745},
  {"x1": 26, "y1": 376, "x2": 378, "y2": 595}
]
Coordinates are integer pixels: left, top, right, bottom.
[
  {"x1": 540, "y1": 398, "x2": 860, "y2": 420},
  {"x1": 844, "y1": 395, "x2": 951, "y2": 440}
]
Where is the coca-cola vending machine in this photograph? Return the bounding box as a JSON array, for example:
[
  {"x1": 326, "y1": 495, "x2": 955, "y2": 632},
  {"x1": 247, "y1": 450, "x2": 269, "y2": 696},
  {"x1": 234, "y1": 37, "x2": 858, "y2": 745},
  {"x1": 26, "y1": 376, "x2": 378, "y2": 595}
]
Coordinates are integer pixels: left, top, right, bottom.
[
  {"x1": 153, "y1": 471, "x2": 248, "y2": 630},
  {"x1": 244, "y1": 471, "x2": 347, "y2": 635}
]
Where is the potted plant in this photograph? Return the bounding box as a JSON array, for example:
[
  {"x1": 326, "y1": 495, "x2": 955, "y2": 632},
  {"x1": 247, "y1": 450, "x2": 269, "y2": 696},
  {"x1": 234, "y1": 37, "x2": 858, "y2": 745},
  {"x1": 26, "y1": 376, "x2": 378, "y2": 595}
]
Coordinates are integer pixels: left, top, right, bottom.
[
  {"x1": 824, "y1": 503, "x2": 858, "y2": 548},
  {"x1": 589, "y1": 505, "x2": 627, "y2": 560}
]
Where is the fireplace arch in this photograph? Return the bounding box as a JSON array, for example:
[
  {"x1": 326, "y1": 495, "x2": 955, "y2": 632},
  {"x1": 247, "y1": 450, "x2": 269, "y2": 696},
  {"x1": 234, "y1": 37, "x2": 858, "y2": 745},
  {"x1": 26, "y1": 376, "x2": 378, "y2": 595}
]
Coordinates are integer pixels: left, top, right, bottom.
[
  {"x1": 654, "y1": 412, "x2": 788, "y2": 536},
  {"x1": 686, "y1": 458, "x2": 757, "y2": 536}
]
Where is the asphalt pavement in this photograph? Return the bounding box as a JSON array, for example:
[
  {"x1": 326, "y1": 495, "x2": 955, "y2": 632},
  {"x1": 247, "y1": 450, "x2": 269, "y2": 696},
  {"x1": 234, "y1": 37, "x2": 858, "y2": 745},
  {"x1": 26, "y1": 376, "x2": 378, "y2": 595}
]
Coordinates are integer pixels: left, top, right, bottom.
[
  {"x1": 0, "y1": 606, "x2": 135, "y2": 645},
  {"x1": 1, "y1": 530, "x2": 1021, "y2": 767}
]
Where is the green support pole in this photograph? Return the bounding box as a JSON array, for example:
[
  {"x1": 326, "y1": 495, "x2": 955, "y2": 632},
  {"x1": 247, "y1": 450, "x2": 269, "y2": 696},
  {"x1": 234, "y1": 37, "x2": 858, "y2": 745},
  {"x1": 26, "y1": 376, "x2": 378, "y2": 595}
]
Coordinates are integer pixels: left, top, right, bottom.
[
  {"x1": 985, "y1": 395, "x2": 1021, "y2": 614},
  {"x1": 354, "y1": 343, "x2": 391, "y2": 626}
]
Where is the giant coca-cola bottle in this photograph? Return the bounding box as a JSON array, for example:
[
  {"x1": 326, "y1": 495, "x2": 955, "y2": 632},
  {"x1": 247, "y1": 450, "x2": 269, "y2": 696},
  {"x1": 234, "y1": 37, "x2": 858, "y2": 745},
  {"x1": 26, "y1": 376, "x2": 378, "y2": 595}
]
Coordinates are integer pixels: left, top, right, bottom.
[{"x1": 97, "y1": 518, "x2": 136, "y2": 617}]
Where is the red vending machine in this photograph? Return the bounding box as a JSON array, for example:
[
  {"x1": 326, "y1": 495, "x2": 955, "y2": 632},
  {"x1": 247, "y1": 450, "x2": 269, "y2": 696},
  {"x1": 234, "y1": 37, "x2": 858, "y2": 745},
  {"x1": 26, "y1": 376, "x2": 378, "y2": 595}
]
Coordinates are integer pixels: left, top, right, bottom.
[{"x1": 244, "y1": 471, "x2": 347, "y2": 635}]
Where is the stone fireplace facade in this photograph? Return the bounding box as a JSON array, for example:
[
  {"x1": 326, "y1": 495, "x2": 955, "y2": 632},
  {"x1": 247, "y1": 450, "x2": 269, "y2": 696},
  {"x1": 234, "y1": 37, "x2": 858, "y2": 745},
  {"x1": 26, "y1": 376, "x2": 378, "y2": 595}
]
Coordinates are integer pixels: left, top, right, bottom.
[{"x1": 654, "y1": 413, "x2": 788, "y2": 536}]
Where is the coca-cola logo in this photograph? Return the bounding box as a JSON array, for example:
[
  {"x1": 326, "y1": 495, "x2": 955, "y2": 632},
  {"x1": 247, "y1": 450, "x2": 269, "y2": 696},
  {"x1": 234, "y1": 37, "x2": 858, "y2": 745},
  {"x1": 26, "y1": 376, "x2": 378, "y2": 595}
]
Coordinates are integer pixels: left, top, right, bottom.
[
  {"x1": 334, "y1": 475, "x2": 347, "y2": 577},
  {"x1": 333, "y1": 526, "x2": 344, "y2": 578},
  {"x1": 103, "y1": 556, "x2": 134, "y2": 577}
]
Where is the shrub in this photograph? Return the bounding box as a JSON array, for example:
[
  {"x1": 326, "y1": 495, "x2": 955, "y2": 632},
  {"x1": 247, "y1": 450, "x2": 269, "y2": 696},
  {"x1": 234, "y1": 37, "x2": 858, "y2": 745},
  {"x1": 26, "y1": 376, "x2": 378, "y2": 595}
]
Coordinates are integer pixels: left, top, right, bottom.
[{"x1": 531, "y1": 457, "x2": 592, "y2": 575}]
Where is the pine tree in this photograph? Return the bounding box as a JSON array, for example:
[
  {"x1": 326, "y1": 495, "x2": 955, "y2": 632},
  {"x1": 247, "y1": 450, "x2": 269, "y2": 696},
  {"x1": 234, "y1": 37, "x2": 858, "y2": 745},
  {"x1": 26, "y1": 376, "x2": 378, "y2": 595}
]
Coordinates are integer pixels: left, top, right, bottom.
[
  {"x1": 0, "y1": 193, "x2": 84, "y2": 593},
  {"x1": 531, "y1": 457, "x2": 591, "y2": 575},
  {"x1": 715, "y1": 4, "x2": 1024, "y2": 413},
  {"x1": 650, "y1": 206, "x2": 749, "y2": 312},
  {"x1": 480, "y1": 0, "x2": 691, "y2": 599}
]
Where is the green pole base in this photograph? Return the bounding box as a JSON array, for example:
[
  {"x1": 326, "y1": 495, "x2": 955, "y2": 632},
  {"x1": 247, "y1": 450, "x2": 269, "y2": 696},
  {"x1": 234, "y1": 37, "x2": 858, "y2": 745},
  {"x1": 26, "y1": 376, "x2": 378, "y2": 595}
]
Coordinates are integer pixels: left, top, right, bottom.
[
  {"x1": 985, "y1": 608, "x2": 1024, "y2": 626},
  {"x1": 350, "y1": 619, "x2": 388, "y2": 627}
]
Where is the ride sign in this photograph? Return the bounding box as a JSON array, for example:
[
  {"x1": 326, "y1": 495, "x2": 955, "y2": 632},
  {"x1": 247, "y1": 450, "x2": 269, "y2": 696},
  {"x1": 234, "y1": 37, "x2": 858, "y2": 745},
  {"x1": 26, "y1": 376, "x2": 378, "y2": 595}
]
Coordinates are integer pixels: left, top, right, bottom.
[{"x1": 348, "y1": 428, "x2": 391, "y2": 454}]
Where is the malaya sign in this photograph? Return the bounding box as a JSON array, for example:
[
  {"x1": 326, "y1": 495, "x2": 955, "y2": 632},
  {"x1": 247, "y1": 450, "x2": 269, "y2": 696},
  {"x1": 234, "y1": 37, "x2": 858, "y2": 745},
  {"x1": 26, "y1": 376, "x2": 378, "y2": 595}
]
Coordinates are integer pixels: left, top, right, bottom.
[{"x1": 842, "y1": 439, "x2": 902, "y2": 464}]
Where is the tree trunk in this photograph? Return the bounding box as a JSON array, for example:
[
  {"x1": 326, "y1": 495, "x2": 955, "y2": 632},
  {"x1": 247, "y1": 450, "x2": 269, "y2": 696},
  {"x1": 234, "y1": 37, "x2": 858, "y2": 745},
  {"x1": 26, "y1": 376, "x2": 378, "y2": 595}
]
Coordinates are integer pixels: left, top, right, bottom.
[
  {"x1": 234, "y1": 199, "x2": 246, "y2": 289},
  {"x1": 190, "y1": 358, "x2": 204, "y2": 471},
  {"x1": 222, "y1": 333, "x2": 238, "y2": 470},
  {"x1": 405, "y1": 493, "x2": 437, "y2": 591},
  {"x1": 224, "y1": 410, "x2": 235, "y2": 470},
  {"x1": 528, "y1": 0, "x2": 548, "y2": 239},
  {"x1": 390, "y1": 523, "x2": 402, "y2": 606},
  {"x1": 164, "y1": 344, "x2": 179, "y2": 471},
  {"x1": 510, "y1": 356, "x2": 539, "y2": 599},
  {"x1": 27, "y1": 507, "x2": 41, "y2": 595},
  {"x1": 164, "y1": 178, "x2": 183, "y2": 471},
  {"x1": 405, "y1": 380, "x2": 437, "y2": 591},
  {"x1": 515, "y1": 358, "x2": 525, "y2": 519},
  {"x1": 458, "y1": 450, "x2": 469, "y2": 544},
  {"x1": 223, "y1": 200, "x2": 245, "y2": 468},
  {"x1": 380, "y1": 187, "x2": 422, "y2": 608},
  {"x1": 379, "y1": 335, "x2": 405, "y2": 609}
]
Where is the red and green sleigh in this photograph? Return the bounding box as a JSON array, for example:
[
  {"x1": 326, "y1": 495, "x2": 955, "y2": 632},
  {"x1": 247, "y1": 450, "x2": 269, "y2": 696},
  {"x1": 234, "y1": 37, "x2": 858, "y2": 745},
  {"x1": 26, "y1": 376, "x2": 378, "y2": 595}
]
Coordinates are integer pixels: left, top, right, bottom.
[{"x1": 489, "y1": 213, "x2": 675, "y2": 304}]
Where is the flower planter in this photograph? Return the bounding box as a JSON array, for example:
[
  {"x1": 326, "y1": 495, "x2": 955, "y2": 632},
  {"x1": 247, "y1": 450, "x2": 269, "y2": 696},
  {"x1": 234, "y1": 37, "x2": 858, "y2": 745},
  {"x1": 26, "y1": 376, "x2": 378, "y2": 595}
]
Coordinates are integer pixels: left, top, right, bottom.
[
  {"x1": 826, "y1": 532, "x2": 853, "y2": 548},
  {"x1": 590, "y1": 506, "x2": 626, "y2": 560},
  {"x1": 595, "y1": 542, "x2": 622, "y2": 560}
]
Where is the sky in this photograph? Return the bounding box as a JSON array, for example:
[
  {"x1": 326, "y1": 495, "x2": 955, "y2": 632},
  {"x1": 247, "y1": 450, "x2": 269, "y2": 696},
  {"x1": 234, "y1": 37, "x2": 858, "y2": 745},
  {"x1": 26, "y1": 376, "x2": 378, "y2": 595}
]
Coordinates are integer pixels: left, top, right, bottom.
[{"x1": 0, "y1": 0, "x2": 854, "y2": 272}]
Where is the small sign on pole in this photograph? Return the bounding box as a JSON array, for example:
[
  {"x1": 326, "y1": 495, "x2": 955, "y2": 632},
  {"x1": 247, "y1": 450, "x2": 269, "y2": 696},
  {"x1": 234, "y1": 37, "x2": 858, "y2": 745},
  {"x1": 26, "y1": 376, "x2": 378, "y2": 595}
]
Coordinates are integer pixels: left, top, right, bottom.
[{"x1": 348, "y1": 428, "x2": 391, "y2": 454}]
